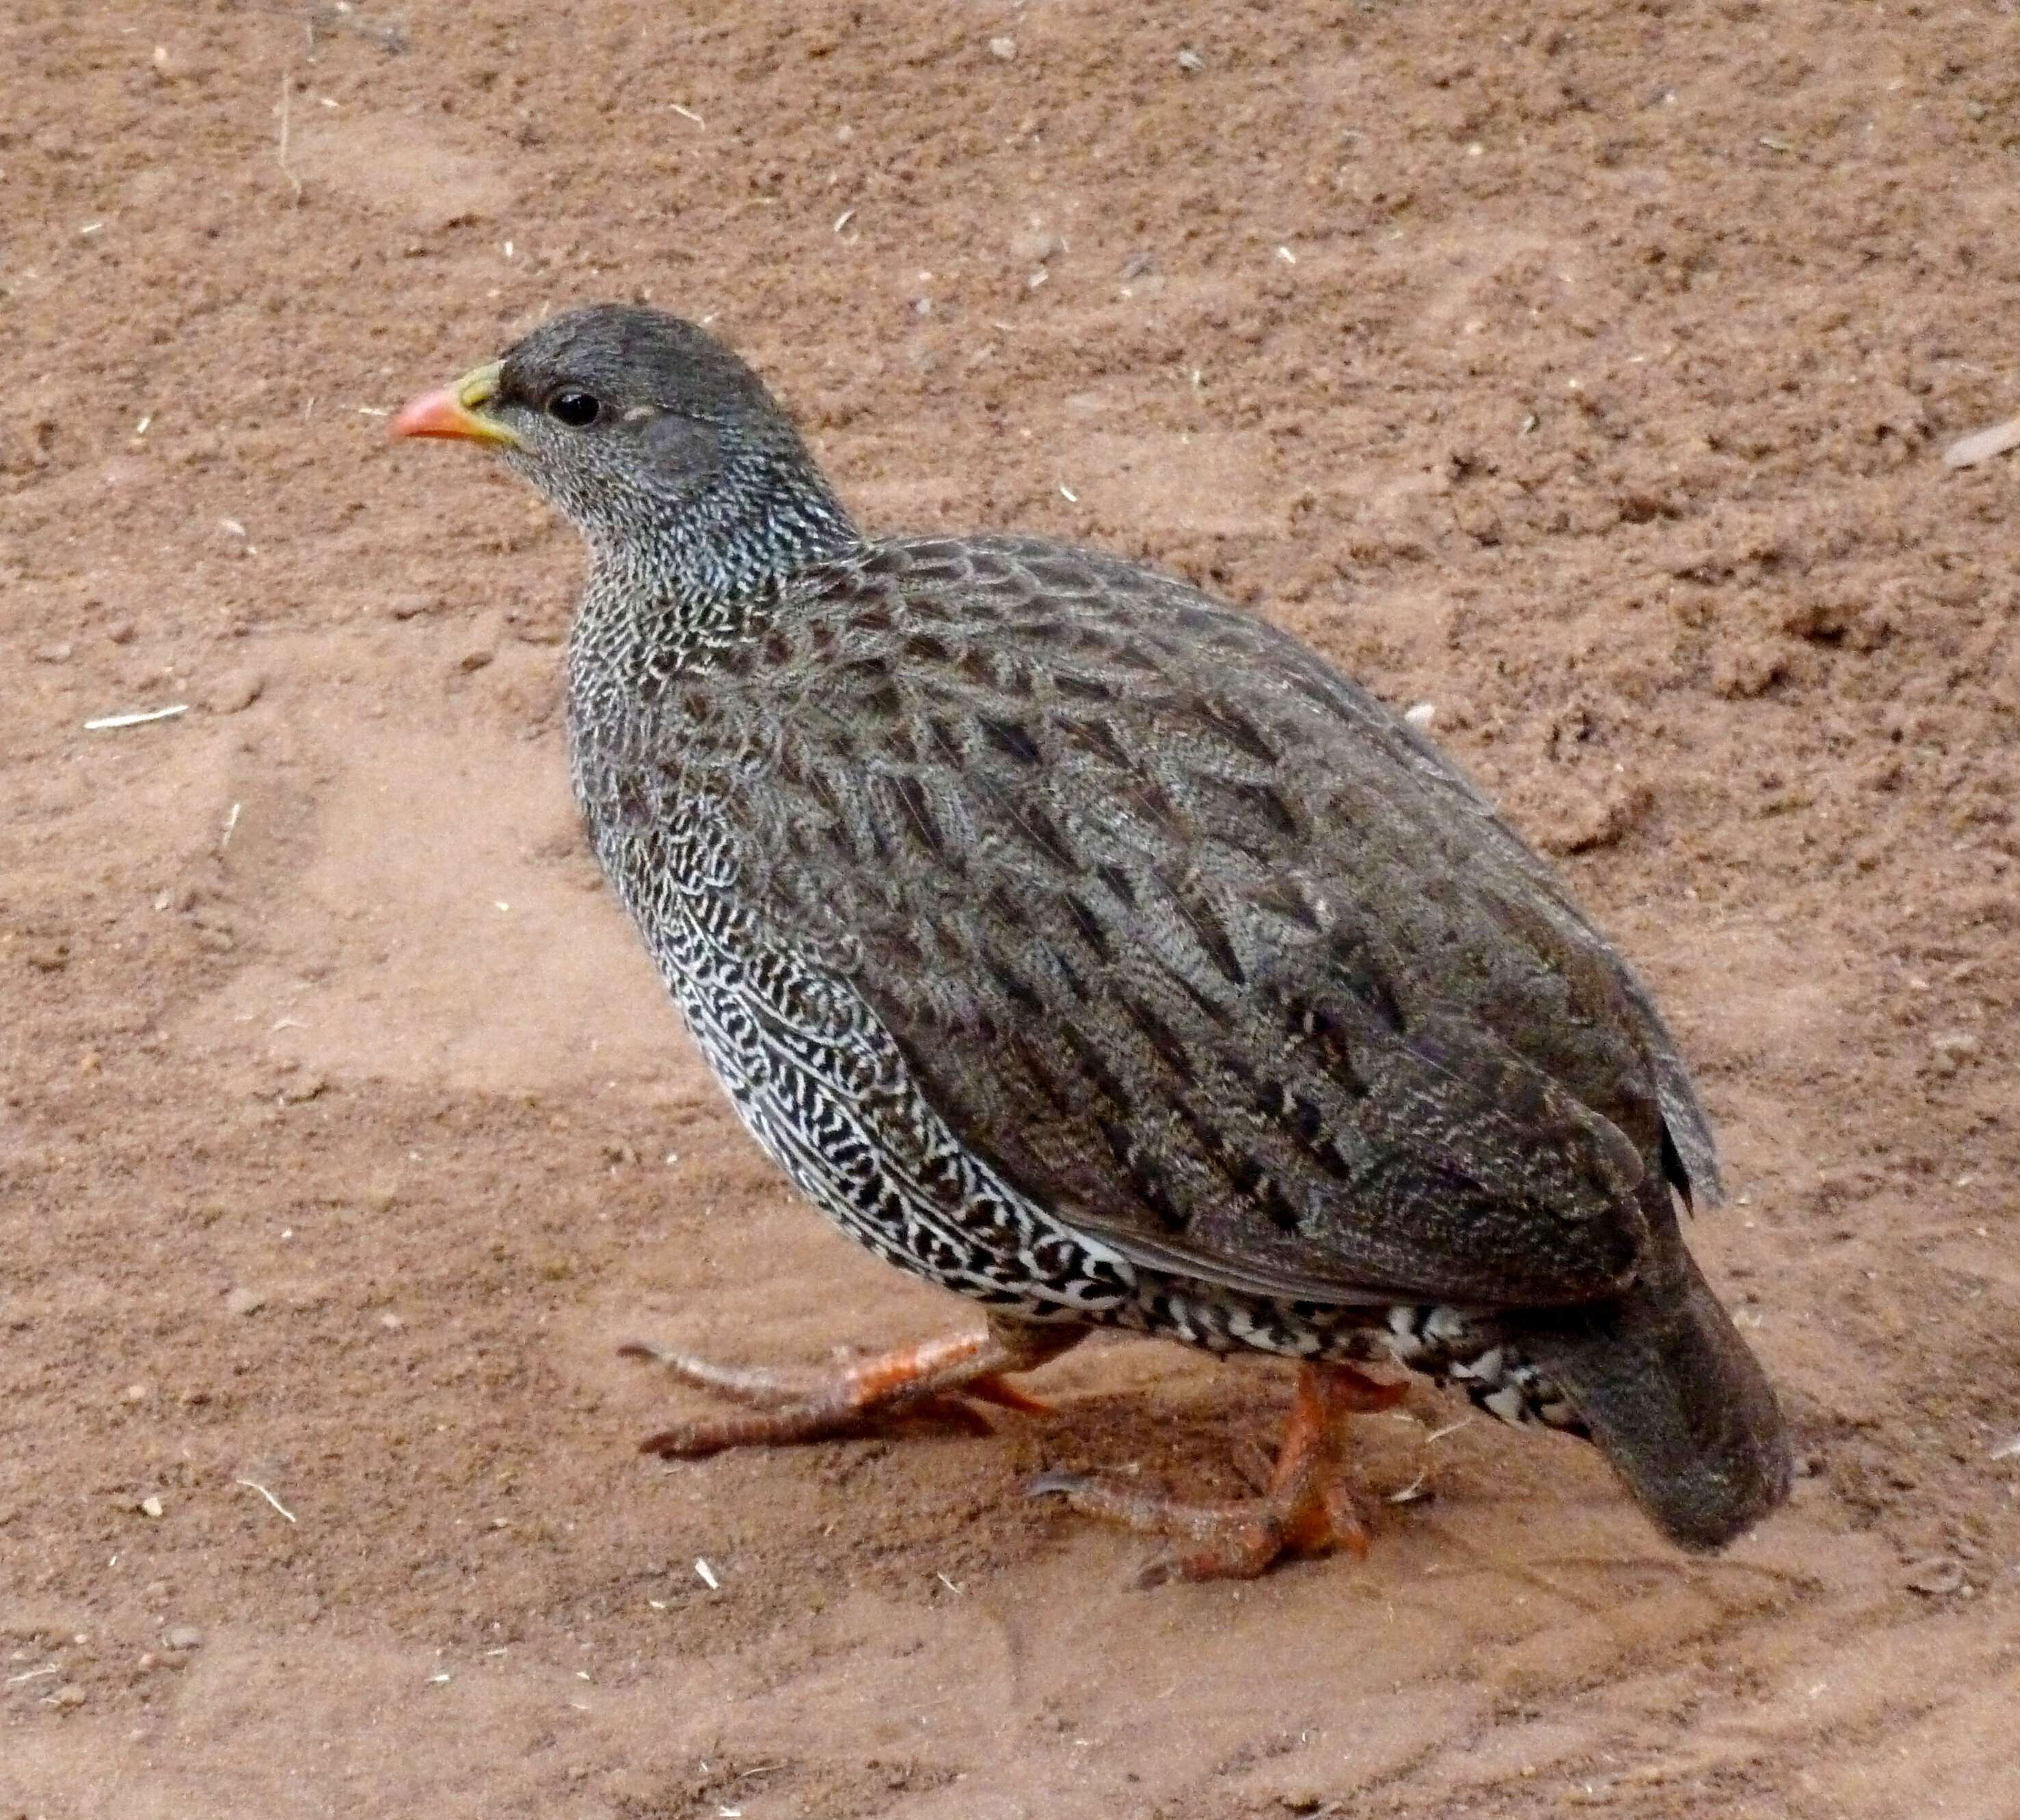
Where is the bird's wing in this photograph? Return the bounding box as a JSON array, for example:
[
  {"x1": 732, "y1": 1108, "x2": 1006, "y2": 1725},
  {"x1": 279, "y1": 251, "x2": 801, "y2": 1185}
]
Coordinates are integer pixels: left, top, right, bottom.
[{"x1": 677, "y1": 534, "x2": 1719, "y2": 1309}]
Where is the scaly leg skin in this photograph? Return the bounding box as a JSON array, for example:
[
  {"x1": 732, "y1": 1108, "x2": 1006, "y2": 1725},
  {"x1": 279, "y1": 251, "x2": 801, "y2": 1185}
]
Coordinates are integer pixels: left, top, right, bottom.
[
  {"x1": 1028, "y1": 1360, "x2": 1408, "y2": 1585},
  {"x1": 620, "y1": 1314, "x2": 1084, "y2": 1458}
]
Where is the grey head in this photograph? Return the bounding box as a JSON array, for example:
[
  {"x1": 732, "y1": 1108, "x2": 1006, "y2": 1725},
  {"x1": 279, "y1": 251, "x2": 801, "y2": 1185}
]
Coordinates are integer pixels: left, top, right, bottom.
[{"x1": 395, "y1": 303, "x2": 859, "y2": 600}]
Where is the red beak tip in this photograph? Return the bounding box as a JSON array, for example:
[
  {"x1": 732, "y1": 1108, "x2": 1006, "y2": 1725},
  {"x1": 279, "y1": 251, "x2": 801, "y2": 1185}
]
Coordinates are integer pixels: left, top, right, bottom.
[{"x1": 388, "y1": 387, "x2": 463, "y2": 441}]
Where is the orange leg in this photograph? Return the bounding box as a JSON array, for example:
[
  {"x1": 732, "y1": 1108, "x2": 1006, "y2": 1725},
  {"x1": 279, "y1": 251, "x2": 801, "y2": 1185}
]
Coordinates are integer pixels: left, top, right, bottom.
[
  {"x1": 1028, "y1": 1361, "x2": 1407, "y2": 1584},
  {"x1": 620, "y1": 1314, "x2": 1082, "y2": 1458}
]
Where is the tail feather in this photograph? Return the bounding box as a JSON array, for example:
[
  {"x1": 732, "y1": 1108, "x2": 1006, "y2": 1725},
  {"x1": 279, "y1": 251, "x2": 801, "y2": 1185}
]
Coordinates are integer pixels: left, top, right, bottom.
[{"x1": 1515, "y1": 1225, "x2": 1791, "y2": 1551}]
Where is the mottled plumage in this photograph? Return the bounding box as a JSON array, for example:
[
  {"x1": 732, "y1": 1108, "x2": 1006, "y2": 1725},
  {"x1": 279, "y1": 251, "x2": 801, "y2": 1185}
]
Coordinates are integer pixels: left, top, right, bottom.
[{"x1": 396, "y1": 304, "x2": 1790, "y2": 1564}]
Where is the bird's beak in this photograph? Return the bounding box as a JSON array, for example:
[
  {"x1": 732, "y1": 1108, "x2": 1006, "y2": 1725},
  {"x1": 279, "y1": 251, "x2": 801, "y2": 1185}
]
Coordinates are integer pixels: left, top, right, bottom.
[{"x1": 389, "y1": 361, "x2": 521, "y2": 447}]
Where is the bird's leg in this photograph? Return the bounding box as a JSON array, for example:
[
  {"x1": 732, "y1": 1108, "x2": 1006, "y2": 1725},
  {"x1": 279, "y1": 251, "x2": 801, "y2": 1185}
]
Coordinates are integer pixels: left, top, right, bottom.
[
  {"x1": 1029, "y1": 1361, "x2": 1406, "y2": 1584},
  {"x1": 621, "y1": 1314, "x2": 1083, "y2": 1458}
]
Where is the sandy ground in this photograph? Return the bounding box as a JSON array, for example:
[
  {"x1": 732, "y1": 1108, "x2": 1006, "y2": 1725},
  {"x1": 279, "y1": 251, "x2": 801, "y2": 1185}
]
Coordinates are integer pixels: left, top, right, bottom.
[{"x1": 4, "y1": 1, "x2": 2018, "y2": 1815}]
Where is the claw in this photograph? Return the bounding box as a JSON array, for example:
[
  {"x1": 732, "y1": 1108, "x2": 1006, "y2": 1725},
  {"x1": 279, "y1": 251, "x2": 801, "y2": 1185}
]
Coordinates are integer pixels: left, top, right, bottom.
[
  {"x1": 621, "y1": 1321, "x2": 1081, "y2": 1460},
  {"x1": 1131, "y1": 1554, "x2": 1181, "y2": 1591},
  {"x1": 960, "y1": 1373, "x2": 1055, "y2": 1416},
  {"x1": 904, "y1": 1394, "x2": 999, "y2": 1438},
  {"x1": 1024, "y1": 1361, "x2": 1401, "y2": 1581}
]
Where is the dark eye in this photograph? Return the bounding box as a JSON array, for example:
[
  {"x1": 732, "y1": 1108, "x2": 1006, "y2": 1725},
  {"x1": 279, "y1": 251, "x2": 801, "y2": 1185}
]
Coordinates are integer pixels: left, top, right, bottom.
[{"x1": 547, "y1": 389, "x2": 601, "y2": 428}]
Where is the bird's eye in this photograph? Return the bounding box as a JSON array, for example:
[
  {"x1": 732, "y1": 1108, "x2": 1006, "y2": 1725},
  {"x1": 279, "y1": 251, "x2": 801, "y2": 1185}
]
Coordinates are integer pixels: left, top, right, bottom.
[{"x1": 547, "y1": 389, "x2": 602, "y2": 428}]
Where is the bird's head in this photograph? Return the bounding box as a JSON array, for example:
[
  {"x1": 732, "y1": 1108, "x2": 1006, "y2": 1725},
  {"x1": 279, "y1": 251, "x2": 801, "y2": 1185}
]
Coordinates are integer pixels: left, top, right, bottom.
[{"x1": 392, "y1": 303, "x2": 855, "y2": 598}]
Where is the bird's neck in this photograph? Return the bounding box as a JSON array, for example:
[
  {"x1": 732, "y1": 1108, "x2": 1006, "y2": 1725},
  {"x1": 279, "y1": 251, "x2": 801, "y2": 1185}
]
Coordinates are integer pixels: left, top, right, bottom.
[{"x1": 569, "y1": 457, "x2": 860, "y2": 680}]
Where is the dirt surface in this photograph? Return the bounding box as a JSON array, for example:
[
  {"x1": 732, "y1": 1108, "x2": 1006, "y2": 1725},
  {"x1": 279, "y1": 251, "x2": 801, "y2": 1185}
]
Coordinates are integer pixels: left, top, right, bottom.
[{"x1": 5, "y1": 2, "x2": 2018, "y2": 1815}]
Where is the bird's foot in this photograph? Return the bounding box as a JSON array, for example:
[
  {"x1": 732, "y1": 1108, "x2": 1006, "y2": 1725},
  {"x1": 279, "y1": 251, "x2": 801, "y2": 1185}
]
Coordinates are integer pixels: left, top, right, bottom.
[
  {"x1": 620, "y1": 1318, "x2": 1080, "y2": 1459},
  {"x1": 1027, "y1": 1360, "x2": 1405, "y2": 1585}
]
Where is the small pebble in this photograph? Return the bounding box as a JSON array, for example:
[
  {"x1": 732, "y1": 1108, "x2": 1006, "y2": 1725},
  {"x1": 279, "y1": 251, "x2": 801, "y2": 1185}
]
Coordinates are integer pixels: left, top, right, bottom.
[
  {"x1": 456, "y1": 611, "x2": 502, "y2": 672},
  {"x1": 1176, "y1": 47, "x2": 1204, "y2": 72},
  {"x1": 138, "y1": 1494, "x2": 165, "y2": 1519},
  {"x1": 1904, "y1": 1555, "x2": 1965, "y2": 1596},
  {"x1": 278, "y1": 1071, "x2": 327, "y2": 1105},
  {"x1": 105, "y1": 617, "x2": 137, "y2": 644},
  {"x1": 1403, "y1": 702, "x2": 1438, "y2": 730},
  {"x1": 1010, "y1": 226, "x2": 1064, "y2": 266},
  {"x1": 224, "y1": 1285, "x2": 267, "y2": 1317},
  {"x1": 988, "y1": 36, "x2": 1016, "y2": 60},
  {"x1": 161, "y1": 1624, "x2": 202, "y2": 1652},
  {"x1": 1929, "y1": 1031, "x2": 1980, "y2": 1075},
  {"x1": 33, "y1": 641, "x2": 74, "y2": 664},
  {"x1": 204, "y1": 668, "x2": 265, "y2": 714},
  {"x1": 49, "y1": 1684, "x2": 87, "y2": 1711}
]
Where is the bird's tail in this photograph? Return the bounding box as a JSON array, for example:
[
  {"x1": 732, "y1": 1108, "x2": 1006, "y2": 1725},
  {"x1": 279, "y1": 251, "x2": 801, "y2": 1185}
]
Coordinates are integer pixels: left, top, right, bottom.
[{"x1": 1514, "y1": 1220, "x2": 1792, "y2": 1551}]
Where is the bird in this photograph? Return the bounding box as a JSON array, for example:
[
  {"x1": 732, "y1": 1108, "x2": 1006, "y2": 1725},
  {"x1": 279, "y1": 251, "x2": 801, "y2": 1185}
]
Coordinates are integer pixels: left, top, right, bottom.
[{"x1": 392, "y1": 304, "x2": 1790, "y2": 1581}]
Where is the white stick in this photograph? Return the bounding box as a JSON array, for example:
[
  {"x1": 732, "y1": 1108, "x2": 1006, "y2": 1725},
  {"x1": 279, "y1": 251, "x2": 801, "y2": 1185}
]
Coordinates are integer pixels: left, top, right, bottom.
[
  {"x1": 85, "y1": 705, "x2": 189, "y2": 731},
  {"x1": 236, "y1": 1477, "x2": 297, "y2": 1523},
  {"x1": 1943, "y1": 417, "x2": 2020, "y2": 469}
]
